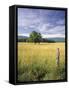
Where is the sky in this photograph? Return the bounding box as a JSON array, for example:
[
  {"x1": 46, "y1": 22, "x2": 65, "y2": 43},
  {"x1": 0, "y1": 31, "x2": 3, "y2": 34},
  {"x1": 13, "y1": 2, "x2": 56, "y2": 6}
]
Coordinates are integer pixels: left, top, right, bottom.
[{"x1": 18, "y1": 8, "x2": 65, "y2": 38}]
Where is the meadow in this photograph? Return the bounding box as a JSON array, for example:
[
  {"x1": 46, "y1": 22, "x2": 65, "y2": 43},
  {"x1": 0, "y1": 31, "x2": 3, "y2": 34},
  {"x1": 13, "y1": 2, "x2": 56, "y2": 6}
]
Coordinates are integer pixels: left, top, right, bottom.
[{"x1": 18, "y1": 42, "x2": 65, "y2": 82}]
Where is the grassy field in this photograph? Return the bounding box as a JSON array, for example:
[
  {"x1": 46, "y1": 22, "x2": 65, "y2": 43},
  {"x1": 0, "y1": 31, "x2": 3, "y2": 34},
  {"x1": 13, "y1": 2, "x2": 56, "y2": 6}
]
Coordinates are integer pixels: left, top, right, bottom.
[{"x1": 18, "y1": 42, "x2": 65, "y2": 82}]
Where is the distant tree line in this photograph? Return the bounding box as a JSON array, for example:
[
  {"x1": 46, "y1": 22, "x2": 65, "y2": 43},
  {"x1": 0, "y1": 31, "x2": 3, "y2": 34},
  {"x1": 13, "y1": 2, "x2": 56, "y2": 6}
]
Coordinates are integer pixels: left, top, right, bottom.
[{"x1": 18, "y1": 31, "x2": 55, "y2": 43}]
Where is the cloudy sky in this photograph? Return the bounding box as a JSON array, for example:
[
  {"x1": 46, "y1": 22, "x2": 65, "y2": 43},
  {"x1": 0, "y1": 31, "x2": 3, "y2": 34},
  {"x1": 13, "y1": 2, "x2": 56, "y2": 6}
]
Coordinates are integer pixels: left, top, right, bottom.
[{"x1": 18, "y1": 8, "x2": 65, "y2": 38}]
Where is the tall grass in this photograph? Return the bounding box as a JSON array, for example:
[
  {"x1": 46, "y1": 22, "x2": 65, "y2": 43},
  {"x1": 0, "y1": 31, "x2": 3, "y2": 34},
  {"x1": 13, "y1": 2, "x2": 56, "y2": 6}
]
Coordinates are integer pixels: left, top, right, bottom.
[{"x1": 18, "y1": 43, "x2": 65, "y2": 81}]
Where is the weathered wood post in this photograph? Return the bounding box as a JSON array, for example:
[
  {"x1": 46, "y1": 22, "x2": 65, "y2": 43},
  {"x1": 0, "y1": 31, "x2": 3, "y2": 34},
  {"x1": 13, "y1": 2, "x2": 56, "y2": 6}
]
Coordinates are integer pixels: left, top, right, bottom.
[{"x1": 56, "y1": 48, "x2": 60, "y2": 66}]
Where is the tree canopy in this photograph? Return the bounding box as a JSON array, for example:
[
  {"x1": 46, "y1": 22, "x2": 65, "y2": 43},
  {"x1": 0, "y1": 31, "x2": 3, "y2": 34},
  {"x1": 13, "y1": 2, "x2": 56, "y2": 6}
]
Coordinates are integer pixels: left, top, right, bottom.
[{"x1": 29, "y1": 31, "x2": 42, "y2": 43}]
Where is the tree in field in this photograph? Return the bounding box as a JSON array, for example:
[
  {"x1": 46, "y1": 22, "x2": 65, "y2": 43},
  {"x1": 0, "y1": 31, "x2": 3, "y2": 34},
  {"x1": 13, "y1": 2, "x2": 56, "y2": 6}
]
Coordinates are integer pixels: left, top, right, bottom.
[{"x1": 29, "y1": 31, "x2": 42, "y2": 43}]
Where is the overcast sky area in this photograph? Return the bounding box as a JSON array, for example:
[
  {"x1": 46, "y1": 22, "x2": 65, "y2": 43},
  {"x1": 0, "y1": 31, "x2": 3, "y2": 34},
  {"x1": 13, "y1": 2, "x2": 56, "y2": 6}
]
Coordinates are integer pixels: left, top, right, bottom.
[{"x1": 18, "y1": 8, "x2": 65, "y2": 38}]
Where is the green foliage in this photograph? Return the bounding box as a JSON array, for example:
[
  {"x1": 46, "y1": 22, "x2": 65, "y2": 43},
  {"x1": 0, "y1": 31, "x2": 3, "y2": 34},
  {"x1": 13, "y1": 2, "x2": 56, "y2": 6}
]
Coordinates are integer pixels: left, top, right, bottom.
[
  {"x1": 55, "y1": 65, "x2": 65, "y2": 79},
  {"x1": 18, "y1": 59, "x2": 65, "y2": 81},
  {"x1": 29, "y1": 31, "x2": 42, "y2": 43},
  {"x1": 18, "y1": 38, "x2": 27, "y2": 42},
  {"x1": 18, "y1": 59, "x2": 49, "y2": 81}
]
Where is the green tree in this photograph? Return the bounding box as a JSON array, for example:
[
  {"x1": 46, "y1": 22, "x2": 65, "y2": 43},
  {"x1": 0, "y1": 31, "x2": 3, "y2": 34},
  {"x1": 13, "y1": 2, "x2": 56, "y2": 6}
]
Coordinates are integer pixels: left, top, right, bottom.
[{"x1": 29, "y1": 31, "x2": 42, "y2": 43}]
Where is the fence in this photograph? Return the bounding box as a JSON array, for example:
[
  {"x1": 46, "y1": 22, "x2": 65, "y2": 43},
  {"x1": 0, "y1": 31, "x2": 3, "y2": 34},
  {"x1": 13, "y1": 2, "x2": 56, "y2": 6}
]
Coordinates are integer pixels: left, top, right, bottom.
[{"x1": 56, "y1": 48, "x2": 60, "y2": 66}]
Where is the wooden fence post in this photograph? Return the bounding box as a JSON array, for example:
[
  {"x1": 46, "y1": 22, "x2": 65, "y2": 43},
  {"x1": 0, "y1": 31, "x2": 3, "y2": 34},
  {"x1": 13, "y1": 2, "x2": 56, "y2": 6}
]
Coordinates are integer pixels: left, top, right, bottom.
[{"x1": 56, "y1": 48, "x2": 60, "y2": 66}]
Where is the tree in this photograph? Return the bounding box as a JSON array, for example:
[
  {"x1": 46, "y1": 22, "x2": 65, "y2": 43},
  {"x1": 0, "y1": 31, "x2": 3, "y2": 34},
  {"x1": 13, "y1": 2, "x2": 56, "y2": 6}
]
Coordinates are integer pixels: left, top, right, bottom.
[{"x1": 29, "y1": 31, "x2": 42, "y2": 43}]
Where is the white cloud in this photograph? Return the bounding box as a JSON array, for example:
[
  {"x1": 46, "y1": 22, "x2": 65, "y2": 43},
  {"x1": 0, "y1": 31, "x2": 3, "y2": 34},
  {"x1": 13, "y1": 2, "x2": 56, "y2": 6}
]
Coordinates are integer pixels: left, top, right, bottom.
[
  {"x1": 48, "y1": 25, "x2": 65, "y2": 34},
  {"x1": 18, "y1": 33, "x2": 29, "y2": 37},
  {"x1": 38, "y1": 23, "x2": 53, "y2": 33},
  {"x1": 42, "y1": 34, "x2": 65, "y2": 38}
]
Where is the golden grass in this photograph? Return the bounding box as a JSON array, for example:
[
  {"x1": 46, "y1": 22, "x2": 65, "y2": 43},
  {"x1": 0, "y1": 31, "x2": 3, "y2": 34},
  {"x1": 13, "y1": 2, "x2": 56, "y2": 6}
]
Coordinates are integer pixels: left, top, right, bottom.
[{"x1": 18, "y1": 42, "x2": 65, "y2": 81}]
